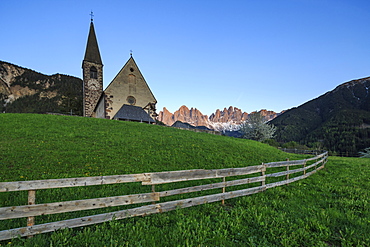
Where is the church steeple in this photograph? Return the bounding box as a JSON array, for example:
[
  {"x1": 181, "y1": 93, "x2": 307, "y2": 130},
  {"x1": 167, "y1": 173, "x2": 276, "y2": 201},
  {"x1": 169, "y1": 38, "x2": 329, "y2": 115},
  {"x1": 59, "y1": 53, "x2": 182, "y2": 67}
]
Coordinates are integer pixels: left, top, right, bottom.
[
  {"x1": 82, "y1": 16, "x2": 103, "y2": 117},
  {"x1": 83, "y1": 21, "x2": 102, "y2": 65}
]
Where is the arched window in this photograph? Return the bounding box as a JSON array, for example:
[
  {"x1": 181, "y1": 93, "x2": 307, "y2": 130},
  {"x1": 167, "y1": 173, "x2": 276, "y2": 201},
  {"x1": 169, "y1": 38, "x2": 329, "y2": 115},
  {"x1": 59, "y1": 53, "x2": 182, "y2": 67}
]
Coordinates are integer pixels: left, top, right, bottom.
[{"x1": 90, "y1": 66, "x2": 97, "y2": 79}]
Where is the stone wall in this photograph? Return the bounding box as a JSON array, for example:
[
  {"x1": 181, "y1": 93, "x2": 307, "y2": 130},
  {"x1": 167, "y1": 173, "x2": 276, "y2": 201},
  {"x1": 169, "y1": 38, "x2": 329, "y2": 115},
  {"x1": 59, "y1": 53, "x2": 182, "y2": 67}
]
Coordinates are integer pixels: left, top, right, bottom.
[{"x1": 82, "y1": 61, "x2": 103, "y2": 117}]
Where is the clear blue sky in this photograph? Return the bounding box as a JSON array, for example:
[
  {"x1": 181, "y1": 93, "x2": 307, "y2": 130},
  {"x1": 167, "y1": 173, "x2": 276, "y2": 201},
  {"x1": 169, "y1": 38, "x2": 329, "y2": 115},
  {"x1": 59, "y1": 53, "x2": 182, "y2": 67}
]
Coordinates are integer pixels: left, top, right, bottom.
[{"x1": 2, "y1": 0, "x2": 370, "y2": 115}]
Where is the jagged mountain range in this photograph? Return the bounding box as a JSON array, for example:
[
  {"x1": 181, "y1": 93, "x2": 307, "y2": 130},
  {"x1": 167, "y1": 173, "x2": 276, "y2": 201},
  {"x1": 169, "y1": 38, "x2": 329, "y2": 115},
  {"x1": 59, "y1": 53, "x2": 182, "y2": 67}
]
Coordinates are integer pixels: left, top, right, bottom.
[
  {"x1": 157, "y1": 105, "x2": 280, "y2": 131},
  {"x1": 0, "y1": 61, "x2": 83, "y2": 115}
]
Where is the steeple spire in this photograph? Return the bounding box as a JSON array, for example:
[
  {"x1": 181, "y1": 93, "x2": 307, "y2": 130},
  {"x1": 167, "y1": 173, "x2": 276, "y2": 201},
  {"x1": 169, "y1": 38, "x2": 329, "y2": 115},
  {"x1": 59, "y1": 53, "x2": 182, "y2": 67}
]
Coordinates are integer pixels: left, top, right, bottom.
[
  {"x1": 90, "y1": 11, "x2": 94, "y2": 22},
  {"x1": 83, "y1": 18, "x2": 102, "y2": 64}
]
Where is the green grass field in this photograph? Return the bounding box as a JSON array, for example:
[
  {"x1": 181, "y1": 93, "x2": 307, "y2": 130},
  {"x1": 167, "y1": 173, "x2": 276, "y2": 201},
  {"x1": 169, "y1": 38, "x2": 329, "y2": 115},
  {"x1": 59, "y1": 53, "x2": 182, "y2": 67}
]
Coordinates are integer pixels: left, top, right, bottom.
[{"x1": 0, "y1": 114, "x2": 369, "y2": 246}]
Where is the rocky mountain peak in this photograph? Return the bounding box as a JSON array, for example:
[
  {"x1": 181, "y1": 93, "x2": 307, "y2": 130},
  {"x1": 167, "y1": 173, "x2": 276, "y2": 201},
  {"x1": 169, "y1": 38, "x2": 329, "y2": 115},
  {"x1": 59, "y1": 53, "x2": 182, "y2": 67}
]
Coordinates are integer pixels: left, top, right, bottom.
[
  {"x1": 0, "y1": 60, "x2": 83, "y2": 115},
  {"x1": 157, "y1": 107, "x2": 173, "y2": 125},
  {"x1": 172, "y1": 106, "x2": 209, "y2": 127},
  {"x1": 157, "y1": 105, "x2": 280, "y2": 130},
  {"x1": 209, "y1": 106, "x2": 248, "y2": 124},
  {"x1": 0, "y1": 61, "x2": 26, "y2": 88}
]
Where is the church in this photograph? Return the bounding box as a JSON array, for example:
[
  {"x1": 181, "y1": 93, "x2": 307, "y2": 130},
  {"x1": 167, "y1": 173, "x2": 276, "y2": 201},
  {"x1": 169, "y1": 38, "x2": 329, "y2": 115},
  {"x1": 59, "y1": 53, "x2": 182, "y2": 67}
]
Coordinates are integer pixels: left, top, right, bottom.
[{"x1": 82, "y1": 18, "x2": 157, "y2": 123}]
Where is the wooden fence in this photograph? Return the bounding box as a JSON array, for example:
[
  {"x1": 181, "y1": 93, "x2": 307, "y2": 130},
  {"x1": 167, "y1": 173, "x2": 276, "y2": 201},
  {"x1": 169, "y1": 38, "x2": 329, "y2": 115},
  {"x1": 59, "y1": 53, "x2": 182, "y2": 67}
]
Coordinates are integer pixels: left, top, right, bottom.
[
  {"x1": 0, "y1": 152, "x2": 328, "y2": 241},
  {"x1": 278, "y1": 148, "x2": 322, "y2": 155}
]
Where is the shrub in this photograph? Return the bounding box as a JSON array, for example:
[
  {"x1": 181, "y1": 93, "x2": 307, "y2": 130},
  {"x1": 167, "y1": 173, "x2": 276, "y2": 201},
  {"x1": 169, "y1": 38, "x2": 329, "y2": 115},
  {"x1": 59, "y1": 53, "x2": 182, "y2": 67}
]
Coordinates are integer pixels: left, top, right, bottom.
[
  {"x1": 240, "y1": 112, "x2": 276, "y2": 142},
  {"x1": 359, "y1": 147, "x2": 370, "y2": 158}
]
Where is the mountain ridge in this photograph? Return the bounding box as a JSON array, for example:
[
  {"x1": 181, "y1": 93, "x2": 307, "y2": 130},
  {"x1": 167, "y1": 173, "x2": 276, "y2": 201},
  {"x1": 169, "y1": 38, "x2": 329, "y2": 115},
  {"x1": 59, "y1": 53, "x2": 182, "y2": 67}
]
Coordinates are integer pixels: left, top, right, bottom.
[
  {"x1": 0, "y1": 60, "x2": 83, "y2": 115},
  {"x1": 271, "y1": 76, "x2": 370, "y2": 155},
  {"x1": 157, "y1": 105, "x2": 280, "y2": 131}
]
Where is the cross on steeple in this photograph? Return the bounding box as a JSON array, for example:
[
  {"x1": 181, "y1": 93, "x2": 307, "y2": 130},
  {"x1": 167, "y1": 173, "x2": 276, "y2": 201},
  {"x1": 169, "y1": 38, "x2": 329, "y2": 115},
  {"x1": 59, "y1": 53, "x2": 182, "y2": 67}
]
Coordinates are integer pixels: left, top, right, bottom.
[{"x1": 90, "y1": 11, "x2": 94, "y2": 22}]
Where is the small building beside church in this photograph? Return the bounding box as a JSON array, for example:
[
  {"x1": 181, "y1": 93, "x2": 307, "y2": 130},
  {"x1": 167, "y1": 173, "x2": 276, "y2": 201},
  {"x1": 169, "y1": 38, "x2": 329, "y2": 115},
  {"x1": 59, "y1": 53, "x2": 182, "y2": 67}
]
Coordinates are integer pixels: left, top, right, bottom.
[{"x1": 82, "y1": 18, "x2": 157, "y2": 122}]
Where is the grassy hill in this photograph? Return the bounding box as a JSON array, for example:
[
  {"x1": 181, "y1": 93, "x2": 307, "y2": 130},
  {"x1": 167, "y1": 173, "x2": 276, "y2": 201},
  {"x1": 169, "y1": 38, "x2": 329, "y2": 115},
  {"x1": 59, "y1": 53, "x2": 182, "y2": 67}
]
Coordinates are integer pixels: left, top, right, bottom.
[
  {"x1": 0, "y1": 114, "x2": 369, "y2": 246},
  {"x1": 0, "y1": 113, "x2": 304, "y2": 181}
]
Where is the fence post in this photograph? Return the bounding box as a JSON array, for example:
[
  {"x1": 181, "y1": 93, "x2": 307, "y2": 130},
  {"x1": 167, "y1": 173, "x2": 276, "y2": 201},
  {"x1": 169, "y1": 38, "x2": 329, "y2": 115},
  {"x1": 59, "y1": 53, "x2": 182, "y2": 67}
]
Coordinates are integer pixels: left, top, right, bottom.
[
  {"x1": 286, "y1": 159, "x2": 290, "y2": 182},
  {"x1": 303, "y1": 160, "x2": 306, "y2": 175},
  {"x1": 27, "y1": 190, "x2": 36, "y2": 238},
  {"x1": 222, "y1": 177, "x2": 226, "y2": 205},
  {"x1": 261, "y1": 163, "x2": 265, "y2": 186},
  {"x1": 151, "y1": 185, "x2": 156, "y2": 205}
]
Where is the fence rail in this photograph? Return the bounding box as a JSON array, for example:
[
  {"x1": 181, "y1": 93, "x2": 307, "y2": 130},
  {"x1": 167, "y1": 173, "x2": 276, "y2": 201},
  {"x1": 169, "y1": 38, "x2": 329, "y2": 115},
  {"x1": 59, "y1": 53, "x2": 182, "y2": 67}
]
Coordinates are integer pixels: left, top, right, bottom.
[
  {"x1": 278, "y1": 148, "x2": 323, "y2": 155},
  {"x1": 0, "y1": 151, "x2": 328, "y2": 241}
]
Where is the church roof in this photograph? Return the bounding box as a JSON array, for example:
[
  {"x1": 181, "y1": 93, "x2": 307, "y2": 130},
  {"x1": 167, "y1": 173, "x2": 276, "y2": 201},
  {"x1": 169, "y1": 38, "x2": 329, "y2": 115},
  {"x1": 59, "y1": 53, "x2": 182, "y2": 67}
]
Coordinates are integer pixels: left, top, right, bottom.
[
  {"x1": 113, "y1": 104, "x2": 155, "y2": 123},
  {"x1": 83, "y1": 21, "x2": 102, "y2": 64},
  {"x1": 171, "y1": 121, "x2": 213, "y2": 131}
]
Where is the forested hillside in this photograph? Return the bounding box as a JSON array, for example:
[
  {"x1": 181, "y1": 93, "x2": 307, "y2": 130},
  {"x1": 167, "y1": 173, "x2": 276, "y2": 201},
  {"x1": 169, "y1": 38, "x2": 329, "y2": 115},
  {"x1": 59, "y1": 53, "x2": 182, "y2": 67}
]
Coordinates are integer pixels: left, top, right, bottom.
[
  {"x1": 0, "y1": 61, "x2": 82, "y2": 115},
  {"x1": 272, "y1": 77, "x2": 370, "y2": 156}
]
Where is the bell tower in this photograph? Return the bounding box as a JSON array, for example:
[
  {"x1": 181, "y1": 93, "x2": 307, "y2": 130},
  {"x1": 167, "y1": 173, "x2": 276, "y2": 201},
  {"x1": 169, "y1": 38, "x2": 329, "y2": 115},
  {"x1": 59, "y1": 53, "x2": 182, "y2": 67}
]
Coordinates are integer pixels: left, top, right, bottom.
[{"x1": 82, "y1": 13, "x2": 103, "y2": 117}]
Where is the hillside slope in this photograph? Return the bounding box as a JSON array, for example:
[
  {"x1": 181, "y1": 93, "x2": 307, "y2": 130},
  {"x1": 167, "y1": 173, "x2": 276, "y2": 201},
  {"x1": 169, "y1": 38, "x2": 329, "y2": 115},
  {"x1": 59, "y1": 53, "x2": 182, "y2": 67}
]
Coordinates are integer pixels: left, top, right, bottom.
[
  {"x1": 1, "y1": 114, "x2": 369, "y2": 246},
  {"x1": 0, "y1": 113, "x2": 303, "y2": 181},
  {"x1": 0, "y1": 61, "x2": 83, "y2": 115},
  {"x1": 271, "y1": 77, "x2": 370, "y2": 155}
]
